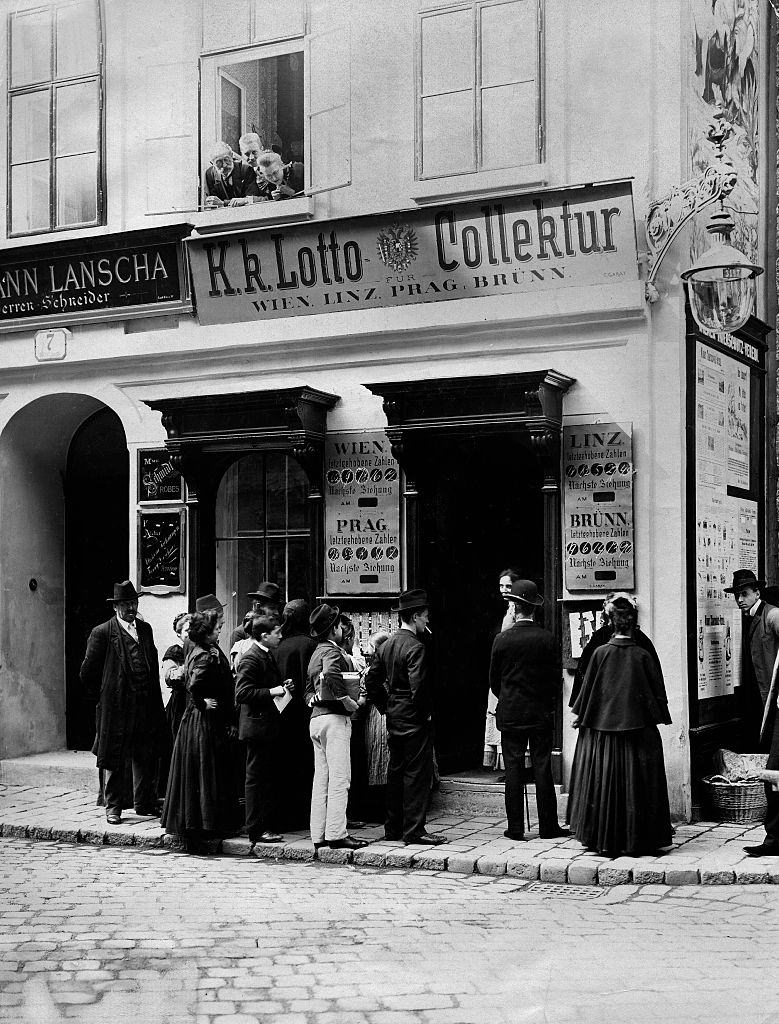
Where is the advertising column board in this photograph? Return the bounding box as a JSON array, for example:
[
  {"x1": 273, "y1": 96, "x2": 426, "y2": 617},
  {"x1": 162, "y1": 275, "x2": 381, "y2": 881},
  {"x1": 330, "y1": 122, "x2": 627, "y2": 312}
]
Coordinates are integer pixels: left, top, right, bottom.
[
  {"x1": 324, "y1": 431, "x2": 401, "y2": 596},
  {"x1": 563, "y1": 423, "x2": 635, "y2": 591}
]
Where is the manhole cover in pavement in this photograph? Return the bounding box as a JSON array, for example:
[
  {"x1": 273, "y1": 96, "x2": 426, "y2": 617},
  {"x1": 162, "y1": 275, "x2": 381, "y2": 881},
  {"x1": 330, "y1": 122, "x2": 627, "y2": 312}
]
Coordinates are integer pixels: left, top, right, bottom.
[{"x1": 524, "y1": 882, "x2": 603, "y2": 899}]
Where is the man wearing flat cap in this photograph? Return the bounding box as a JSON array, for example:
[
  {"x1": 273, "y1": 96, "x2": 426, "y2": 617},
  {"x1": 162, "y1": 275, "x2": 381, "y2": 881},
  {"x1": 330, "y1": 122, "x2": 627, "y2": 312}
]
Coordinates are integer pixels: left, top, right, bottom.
[
  {"x1": 230, "y1": 581, "x2": 281, "y2": 646},
  {"x1": 489, "y1": 580, "x2": 568, "y2": 842},
  {"x1": 365, "y1": 588, "x2": 443, "y2": 846},
  {"x1": 80, "y1": 581, "x2": 166, "y2": 824}
]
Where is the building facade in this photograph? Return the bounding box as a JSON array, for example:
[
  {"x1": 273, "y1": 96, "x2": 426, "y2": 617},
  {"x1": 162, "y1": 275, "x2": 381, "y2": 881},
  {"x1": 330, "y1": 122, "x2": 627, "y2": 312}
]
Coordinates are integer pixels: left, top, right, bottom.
[{"x1": 0, "y1": 0, "x2": 775, "y2": 821}]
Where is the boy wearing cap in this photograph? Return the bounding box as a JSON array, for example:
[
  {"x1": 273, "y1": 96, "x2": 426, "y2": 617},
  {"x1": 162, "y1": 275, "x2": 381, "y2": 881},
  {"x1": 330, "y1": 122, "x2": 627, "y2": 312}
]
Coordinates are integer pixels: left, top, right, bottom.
[
  {"x1": 489, "y1": 580, "x2": 568, "y2": 842},
  {"x1": 305, "y1": 604, "x2": 367, "y2": 851},
  {"x1": 364, "y1": 588, "x2": 443, "y2": 846}
]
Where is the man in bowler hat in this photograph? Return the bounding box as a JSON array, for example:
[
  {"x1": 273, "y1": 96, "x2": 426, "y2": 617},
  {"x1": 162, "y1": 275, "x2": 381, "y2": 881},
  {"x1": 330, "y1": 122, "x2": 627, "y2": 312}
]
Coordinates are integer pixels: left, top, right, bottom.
[
  {"x1": 365, "y1": 588, "x2": 443, "y2": 845},
  {"x1": 489, "y1": 580, "x2": 568, "y2": 841},
  {"x1": 230, "y1": 581, "x2": 281, "y2": 646},
  {"x1": 723, "y1": 569, "x2": 779, "y2": 857},
  {"x1": 725, "y1": 569, "x2": 779, "y2": 748},
  {"x1": 80, "y1": 581, "x2": 166, "y2": 824}
]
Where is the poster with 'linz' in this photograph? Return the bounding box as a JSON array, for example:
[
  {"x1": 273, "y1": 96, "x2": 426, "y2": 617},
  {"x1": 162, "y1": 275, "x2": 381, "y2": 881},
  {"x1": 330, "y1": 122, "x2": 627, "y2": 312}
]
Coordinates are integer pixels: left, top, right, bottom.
[
  {"x1": 324, "y1": 432, "x2": 401, "y2": 596},
  {"x1": 563, "y1": 422, "x2": 635, "y2": 591}
]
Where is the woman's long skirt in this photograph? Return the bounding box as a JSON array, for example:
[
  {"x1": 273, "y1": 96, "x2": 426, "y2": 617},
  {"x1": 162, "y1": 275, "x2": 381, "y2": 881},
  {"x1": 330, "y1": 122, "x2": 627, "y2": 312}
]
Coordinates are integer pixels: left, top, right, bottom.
[
  {"x1": 567, "y1": 725, "x2": 673, "y2": 856},
  {"x1": 161, "y1": 706, "x2": 239, "y2": 838}
]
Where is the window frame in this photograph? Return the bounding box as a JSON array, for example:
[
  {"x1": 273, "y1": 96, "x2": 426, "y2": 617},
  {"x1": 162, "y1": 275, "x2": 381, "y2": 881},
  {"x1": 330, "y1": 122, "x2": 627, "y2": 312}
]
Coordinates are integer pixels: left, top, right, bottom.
[
  {"x1": 199, "y1": 35, "x2": 307, "y2": 194},
  {"x1": 415, "y1": 0, "x2": 544, "y2": 183},
  {"x1": 6, "y1": 0, "x2": 105, "y2": 238}
]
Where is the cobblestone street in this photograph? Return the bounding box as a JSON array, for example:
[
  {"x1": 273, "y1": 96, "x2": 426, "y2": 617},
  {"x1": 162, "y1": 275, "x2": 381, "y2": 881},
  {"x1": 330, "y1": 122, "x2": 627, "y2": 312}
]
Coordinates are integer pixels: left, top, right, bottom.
[{"x1": 2, "y1": 837, "x2": 779, "y2": 1024}]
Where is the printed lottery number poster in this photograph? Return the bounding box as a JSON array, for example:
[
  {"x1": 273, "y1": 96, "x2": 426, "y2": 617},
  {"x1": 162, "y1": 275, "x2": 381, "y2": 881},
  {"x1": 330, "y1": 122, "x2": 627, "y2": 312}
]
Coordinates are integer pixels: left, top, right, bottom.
[
  {"x1": 695, "y1": 341, "x2": 757, "y2": 698},
  {"x1": 324, "y1": 431, "x2": 401, "y2": 595}
]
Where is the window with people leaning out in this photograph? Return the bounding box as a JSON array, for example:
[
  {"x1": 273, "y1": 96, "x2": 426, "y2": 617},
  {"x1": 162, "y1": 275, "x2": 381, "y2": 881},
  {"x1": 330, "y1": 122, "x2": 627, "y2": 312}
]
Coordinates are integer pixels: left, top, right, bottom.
[
  {"x1": 8, "y1": 0, "x2": 103, "y2": 235},
  {"x1": 202, "y1": 45, "x2": 305, "y2": 211}
]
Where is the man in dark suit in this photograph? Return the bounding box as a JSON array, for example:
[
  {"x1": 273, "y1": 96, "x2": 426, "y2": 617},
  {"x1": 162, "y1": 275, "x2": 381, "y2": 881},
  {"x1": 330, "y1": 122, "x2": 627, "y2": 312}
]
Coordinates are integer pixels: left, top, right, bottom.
[
  {"x1": 204, "y1": 141, "x2": 262, "y2": 208},
  {"x1": 234, "y1": 614, "x2": 294, "y2": 846},
  {"x1": 230, "y1": 580, "x2": 281, "y2": 646},
  {"x1": 725, "y1": 569, "x2": 779, "y2": 751},
  {"x1": 365, "y1": 588, "x2": 443, "y2": 846},
  {"x1": 80, "y1": 581, "x2": 166, "y2": 825},
  {"x1": 489, "y1": 579, "x2": 568, "y2": 842}
]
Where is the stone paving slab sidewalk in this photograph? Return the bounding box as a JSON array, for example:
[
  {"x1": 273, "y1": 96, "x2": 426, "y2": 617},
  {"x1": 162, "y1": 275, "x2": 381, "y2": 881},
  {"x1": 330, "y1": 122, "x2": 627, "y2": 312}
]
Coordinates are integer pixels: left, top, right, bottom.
[{"x1": 2, "y1": 781, "x2": 779, "y2": 886}]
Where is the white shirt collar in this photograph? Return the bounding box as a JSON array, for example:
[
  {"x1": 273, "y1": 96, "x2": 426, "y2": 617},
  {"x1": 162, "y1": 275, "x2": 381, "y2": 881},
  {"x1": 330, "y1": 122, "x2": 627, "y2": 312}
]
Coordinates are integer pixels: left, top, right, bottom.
[
  {"x1": 116, "y1": 613, "x2": 138, "y2": 638},
  {"x1": 750, "y1": 600, "x2": 763, "y2": 617}
]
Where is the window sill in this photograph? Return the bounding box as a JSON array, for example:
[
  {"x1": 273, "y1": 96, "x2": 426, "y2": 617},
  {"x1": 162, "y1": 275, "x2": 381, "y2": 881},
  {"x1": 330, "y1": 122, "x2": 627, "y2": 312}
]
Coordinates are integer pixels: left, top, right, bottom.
[
  {"x1": 411, "y1": 164, "x2": 549, "y2": 205},
  {"x1": 188, "y1": 196, "x2": 314, "y2": 236}
]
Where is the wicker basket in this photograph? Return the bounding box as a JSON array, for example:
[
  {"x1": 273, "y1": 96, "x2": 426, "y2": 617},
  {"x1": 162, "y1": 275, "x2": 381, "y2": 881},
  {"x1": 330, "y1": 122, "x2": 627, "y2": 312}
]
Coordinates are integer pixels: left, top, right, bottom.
[{"x1": 702, "y1": 775, "x2": 767, "y2": 824}]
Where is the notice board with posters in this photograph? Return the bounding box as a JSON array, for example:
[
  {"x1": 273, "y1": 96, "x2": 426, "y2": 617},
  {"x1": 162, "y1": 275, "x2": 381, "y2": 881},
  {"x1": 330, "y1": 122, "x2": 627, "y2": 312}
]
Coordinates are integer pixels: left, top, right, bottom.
[
  {"x1": 686, "y1": 312, "x2": 770, "y2": 813},
  {"x1": 324, "y1": 431, "x2": 401, "y2": 596},
  {"x1": 562, "y1": 422, "x2": 635, "y2": 591}
]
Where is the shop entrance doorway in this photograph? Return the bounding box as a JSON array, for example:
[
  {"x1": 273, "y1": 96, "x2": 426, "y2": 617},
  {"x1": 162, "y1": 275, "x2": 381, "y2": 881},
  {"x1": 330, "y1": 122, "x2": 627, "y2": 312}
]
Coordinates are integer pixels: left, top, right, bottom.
[
  {"x1": 418, "y1": 434, "x2": 544, "y2": 774},
  {"x1": 65, "y1": 407, "x2": 129, "y2": 750}
]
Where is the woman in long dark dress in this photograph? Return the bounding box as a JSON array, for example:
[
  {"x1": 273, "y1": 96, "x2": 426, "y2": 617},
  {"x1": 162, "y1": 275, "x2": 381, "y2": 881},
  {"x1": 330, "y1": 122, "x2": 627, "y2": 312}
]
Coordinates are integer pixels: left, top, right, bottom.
[
  {"x1": 568, "y1": 594, "x2": 673, "y2": 857},
  {"x1": 161, "y1": 610, "x2": 240, "y2": 854}
]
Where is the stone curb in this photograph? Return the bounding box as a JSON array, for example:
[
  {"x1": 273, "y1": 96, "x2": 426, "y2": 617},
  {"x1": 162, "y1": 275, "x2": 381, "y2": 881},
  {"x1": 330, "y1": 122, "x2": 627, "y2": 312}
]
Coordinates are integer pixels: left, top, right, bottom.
[{"x1": 3, "y1": 815, "x2": 779, "y2": 885}]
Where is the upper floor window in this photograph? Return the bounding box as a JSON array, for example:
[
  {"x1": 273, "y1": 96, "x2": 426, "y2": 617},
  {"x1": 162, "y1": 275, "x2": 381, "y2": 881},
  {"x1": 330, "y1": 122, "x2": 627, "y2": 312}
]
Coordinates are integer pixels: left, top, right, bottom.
[
  {"x1": 8, "y1": 0, "x2": 103, "y2": 236},
  {"x1": 417, "y1": 0, "x2": 542, "y2": 180}
]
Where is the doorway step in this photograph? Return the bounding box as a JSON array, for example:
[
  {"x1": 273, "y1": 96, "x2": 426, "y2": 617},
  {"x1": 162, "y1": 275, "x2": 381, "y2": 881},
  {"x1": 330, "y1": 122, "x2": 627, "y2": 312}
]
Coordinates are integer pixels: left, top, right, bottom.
[
  {"x1": 0, "y1": 750, "x2": 95, "y2": 792},
  {"x1": 432, "y1": 770, "x2": 567, "y2": 820}
]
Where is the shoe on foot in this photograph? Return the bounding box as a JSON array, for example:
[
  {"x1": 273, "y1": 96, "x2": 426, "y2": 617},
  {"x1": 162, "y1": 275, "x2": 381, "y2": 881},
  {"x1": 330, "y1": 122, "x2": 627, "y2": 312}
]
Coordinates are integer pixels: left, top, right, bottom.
[
  {"x1": 405, "y1": 833, "x2": 445, "y2": 846},
  {"x1": 328, "y1": 835, "x2": 368, "y2": 850},
  {"x1": 106, "y1": 814, "x2": 122, "y2": 825},
  {"x1": 134, "y1": 806, "x2": 161, "y2": 817},
  {"x1": 346, "y1": 819, "x2": 366, "y2": 830},
  {"x1": 503, "y1": 830, "x2": 526, "y2": 841},
  {"x1": 744, "y1": 840, "x2": 779, "y2": 857},
  {"x1": 540, "y1": 827, "x2": 570, "y2": 839},
  {"x1": 252, "y1": 831, "x2": 283, "y2": 844}
]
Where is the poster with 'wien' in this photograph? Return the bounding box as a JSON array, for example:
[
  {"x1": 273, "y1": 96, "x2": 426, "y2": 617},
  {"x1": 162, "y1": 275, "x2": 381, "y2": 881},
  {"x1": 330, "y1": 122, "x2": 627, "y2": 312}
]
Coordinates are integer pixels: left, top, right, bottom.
[{"x1": 324, "y1": 431, "x2": 401, "y2": 596}]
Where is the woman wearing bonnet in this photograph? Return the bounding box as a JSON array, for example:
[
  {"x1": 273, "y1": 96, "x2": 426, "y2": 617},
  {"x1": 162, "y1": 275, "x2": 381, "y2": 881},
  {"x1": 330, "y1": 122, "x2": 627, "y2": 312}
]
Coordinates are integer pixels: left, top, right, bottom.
[{"x1": 567, "y1": 592, "x2": 673, "y2": 857}]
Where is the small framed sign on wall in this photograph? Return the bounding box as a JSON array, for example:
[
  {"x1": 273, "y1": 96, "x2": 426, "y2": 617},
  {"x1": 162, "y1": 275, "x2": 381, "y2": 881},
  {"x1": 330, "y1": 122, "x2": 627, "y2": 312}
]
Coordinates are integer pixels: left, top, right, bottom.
[
  {"x1": 138, "y1": 449, "x2": 184, "y2": 503},
  {"x1": 138, "y1": 509, "x2": 186, "y2": 594}
]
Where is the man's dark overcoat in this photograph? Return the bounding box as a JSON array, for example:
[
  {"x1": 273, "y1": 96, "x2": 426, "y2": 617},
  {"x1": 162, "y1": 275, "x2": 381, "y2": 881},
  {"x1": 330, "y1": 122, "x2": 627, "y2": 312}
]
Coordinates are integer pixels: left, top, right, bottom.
[{"x1": 80, "y1": 617, "x2": 165, "y2": 771}]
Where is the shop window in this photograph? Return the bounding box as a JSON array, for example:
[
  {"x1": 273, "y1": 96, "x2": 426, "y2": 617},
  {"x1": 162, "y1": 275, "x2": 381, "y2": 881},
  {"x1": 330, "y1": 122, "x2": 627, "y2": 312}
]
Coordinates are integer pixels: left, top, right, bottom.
[
  {"x1": 8, "y1": 0, "x2": 103, "y2": 236},
  {"x1": 216, "y1": 453, "x2": 311, "y2": 637},
  {"x1": 416, "y1": 0, "x2": 542, "y2": 180}
]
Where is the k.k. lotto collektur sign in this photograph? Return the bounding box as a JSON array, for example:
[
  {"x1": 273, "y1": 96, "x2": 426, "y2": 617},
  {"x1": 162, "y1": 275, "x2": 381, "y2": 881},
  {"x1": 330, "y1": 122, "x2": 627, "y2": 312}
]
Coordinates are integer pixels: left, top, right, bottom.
[{"x1": 187, "y1": 181, "x2": 638, "y2": 324}]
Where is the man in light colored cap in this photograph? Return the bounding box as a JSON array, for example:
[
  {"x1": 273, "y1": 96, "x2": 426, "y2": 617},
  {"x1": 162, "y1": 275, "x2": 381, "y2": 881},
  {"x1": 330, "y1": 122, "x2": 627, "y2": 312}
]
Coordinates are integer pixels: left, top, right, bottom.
[{"x1": 489, "y1": 580, "x2": 568, "y2": 842}]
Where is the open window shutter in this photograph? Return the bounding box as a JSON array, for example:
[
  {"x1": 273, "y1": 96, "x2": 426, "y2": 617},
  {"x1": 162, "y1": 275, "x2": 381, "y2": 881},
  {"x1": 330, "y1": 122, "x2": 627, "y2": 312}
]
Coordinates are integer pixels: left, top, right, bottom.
[
  {"x1": 202, "y1": 0, "x2": 251, "y2": 52},
  {"x1": 478, "y1": 0, "x2": 540, "y2": 169},
  {"x1": 144, "y1": 63, "x2": 198, "y2": 213},
  {"x1": 306, "y1": 3, "x2": 351, "y2": 195}
]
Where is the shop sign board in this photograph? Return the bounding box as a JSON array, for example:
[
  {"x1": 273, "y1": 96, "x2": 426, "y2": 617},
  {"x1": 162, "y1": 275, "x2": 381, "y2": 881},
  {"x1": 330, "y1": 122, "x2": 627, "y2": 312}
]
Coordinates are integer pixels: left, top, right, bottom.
[
  {"x1": 138, "y1": 509, "x2": 186, "y2": 594},
  {"x1": 138, "y1": 450, "x2": 185, "y2": 503},
  {"x1": 0, "y1": 232, "x2": 189, "y2": 332},
  {"x1": 563, "y1": 422, "x2": 635, "y2": 591},
  {"x1": 187, "y1": 180, "x2": 639, "y2": 325},
  {"x1": 324, "y1": 431, "x2": 401, "y2": 596}
]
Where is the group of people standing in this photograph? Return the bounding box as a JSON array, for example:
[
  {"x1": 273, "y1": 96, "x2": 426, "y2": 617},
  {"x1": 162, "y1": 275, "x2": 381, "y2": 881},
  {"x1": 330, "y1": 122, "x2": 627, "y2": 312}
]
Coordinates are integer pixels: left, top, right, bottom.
[
  {"x1": 81, "y1": 580, "x2": 442, "y2": 855},
  {"x1": 488, "y1": 571, "x2": 673, "y2": 857}
]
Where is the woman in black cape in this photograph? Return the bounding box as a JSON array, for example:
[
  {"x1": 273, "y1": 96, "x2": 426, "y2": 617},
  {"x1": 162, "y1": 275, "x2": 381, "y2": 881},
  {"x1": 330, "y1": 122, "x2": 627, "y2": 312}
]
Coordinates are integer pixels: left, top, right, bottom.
[
  {"x1": 568, "y1": 593, "x2": 673, "y2": 857},
  {"x1": 162, "y1": 610, "x2": 240, "y2": 853}
]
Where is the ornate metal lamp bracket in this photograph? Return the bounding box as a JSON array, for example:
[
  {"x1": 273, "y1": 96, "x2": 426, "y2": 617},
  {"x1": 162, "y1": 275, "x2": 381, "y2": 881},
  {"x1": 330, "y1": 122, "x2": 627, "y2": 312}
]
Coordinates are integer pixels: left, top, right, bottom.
[{"x1": 645, "y1": 110, "x2": 737, "y2": 297}]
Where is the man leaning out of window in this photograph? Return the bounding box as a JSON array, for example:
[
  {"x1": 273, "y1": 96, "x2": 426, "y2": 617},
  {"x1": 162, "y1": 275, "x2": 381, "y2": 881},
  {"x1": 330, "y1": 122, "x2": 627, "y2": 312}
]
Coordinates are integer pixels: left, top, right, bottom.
[{"x1": 204, "y1": 141, "x2": 262, "y2": 209}]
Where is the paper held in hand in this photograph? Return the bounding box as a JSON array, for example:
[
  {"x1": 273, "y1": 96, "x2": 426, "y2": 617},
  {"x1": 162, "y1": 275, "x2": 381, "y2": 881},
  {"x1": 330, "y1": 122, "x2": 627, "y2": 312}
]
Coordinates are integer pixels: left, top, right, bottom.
[
  {"x1": 341, "y1": 671, "x2": 361, "y2": 701},
  {"x1": 273, "y1": 688, "x2": 293, "y2": 713}
]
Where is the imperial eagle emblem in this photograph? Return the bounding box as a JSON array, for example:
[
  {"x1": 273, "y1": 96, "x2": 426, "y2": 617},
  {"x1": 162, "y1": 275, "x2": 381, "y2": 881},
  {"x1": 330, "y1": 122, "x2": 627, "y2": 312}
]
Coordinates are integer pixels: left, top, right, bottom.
[{"x1": 376, "y1": 221, "x2": 419, "y2": 272}]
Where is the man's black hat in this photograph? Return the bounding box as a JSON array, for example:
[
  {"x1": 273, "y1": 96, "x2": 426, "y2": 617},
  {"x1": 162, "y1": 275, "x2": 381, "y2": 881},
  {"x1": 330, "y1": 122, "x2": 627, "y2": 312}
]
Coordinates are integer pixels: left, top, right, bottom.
[
  {"x1": 247, "y1": 581, "x2": 281, "y2": 603},
  {"x1": 310, "y1": 602, "x2": 340, "y2": 638},
  {"x1": 506, "y1": 580, "x2": 544, "y2": 607},
  {"x1": 107, "y1": 580, "x2": 139, "y2": 603},
  {"x1": 724, "y1": 569, "x2": 765, "y2": 594},
  {"x1": 392, "y1": 589, "x2": 429, "y2": 613}
]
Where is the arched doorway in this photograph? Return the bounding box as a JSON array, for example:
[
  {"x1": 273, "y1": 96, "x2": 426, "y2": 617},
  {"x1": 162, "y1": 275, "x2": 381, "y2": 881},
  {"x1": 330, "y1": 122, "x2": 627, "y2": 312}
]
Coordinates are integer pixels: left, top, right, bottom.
[
  {"x1": 215, "y1": 451, "x2": 312, "y2": 640},
  {"x1": 0, "y1": 395, "x2": 128, "y2": 760},
  {"x1": 65, "y1": 408, "x2": 129, "y2": 749}
]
